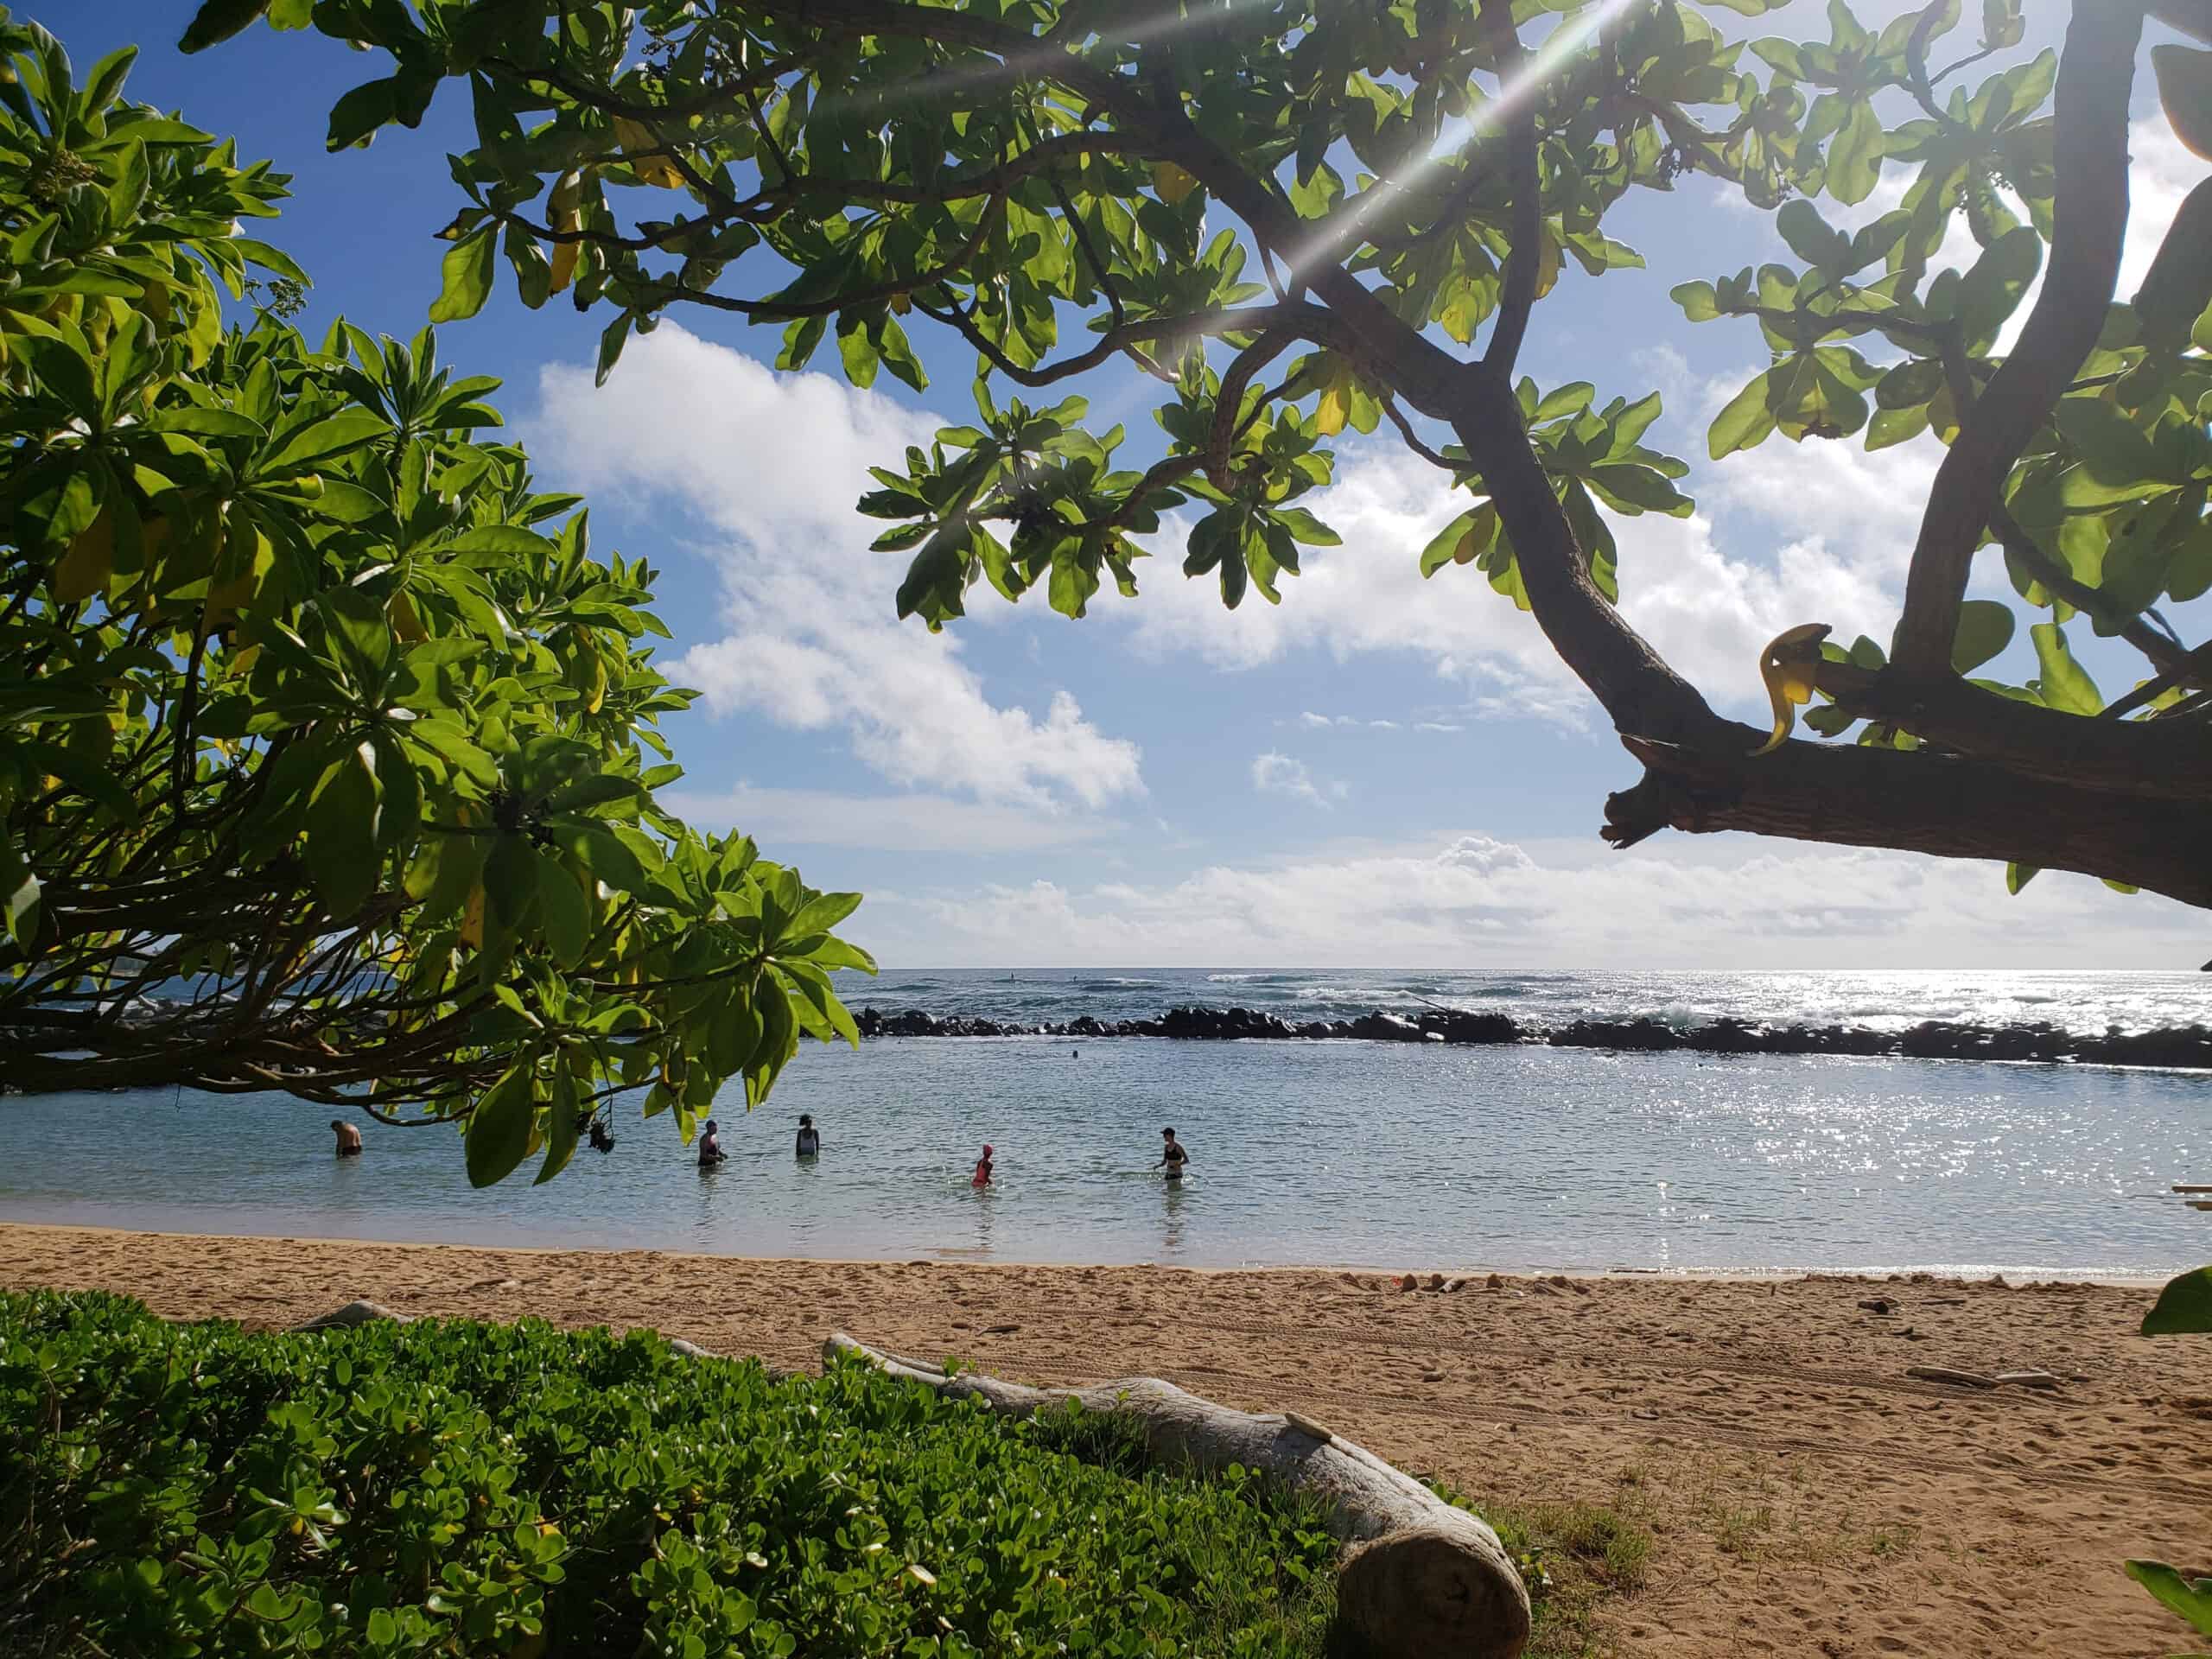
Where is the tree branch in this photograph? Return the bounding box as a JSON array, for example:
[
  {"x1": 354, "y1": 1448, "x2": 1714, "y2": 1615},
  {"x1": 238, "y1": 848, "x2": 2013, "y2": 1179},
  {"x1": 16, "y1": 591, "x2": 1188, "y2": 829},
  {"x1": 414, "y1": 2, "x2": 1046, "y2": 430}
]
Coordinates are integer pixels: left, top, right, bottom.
[
  {"x1": 1809, "y1": 659, "x2": 2212, "y2": 801},
  {"x1": 1606, "y1": 733, "x2": 2212, "y2": 907},
  {"x1": 1451, "y1": 375, "x2": 1720, "y2": 747},
  {"x1": 1479, "y1": 0, "x2": 1538, "y2": 378},
  {"x1": 1890, "y1": 4, "x2": 2144, "y2": 675}
]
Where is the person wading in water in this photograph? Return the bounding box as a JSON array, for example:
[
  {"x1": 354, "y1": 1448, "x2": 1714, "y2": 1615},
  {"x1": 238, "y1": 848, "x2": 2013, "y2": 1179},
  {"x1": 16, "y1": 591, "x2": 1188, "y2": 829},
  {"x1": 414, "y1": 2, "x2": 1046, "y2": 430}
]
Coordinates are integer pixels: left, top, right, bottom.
[{"x1": 1155, "y1": 1127, "x2": 1191, "y2": 1180}]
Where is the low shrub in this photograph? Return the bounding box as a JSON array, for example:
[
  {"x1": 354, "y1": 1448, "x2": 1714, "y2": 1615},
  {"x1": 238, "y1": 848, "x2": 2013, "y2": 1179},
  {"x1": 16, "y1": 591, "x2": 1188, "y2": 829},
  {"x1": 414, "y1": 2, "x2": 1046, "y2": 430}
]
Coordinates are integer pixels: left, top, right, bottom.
[{"x1": 0, "y1": 1292, "x2": 1335, "y2": 1657}]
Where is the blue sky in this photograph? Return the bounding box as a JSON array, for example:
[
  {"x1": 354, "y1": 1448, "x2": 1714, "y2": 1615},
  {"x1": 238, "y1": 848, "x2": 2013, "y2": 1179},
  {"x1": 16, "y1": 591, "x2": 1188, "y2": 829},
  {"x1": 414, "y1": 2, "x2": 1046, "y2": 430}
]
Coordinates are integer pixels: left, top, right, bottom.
[{"x1": 50, "y1": 3, "x2": 2212, "y2": 968}]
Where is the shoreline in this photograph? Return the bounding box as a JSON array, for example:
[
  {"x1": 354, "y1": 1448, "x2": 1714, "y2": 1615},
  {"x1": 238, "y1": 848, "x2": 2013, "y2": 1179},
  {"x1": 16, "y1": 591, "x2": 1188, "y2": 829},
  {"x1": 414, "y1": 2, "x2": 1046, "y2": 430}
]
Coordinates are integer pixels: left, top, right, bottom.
[
  {"x1": 0, "y1": 1217, "x2": 2180, "y2": 1287},
  {"x1": 2, "y1": 1223, "x2": 2201, "y2": 1657}
]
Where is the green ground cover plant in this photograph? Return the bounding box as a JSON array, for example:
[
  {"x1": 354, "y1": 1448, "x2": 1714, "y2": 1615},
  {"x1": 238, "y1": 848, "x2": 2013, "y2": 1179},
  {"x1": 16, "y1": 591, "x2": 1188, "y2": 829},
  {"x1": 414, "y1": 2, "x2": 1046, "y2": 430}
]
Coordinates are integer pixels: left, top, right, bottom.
[{"x1": 0, "y1": 1289, "x2": 1349, "y2": 1657}]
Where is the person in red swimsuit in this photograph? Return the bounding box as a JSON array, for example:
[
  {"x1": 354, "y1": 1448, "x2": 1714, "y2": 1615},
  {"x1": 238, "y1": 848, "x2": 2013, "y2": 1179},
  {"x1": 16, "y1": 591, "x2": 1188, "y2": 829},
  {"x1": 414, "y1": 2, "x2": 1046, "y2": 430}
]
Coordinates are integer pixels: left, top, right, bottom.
[{"x1": 971, "y1": 1144, "x2": 994, "y2": 1188}]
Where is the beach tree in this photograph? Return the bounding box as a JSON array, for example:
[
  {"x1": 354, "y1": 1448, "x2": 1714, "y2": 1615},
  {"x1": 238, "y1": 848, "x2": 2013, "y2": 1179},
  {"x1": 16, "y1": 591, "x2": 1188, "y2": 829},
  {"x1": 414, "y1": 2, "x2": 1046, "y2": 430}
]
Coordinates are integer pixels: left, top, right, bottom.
[
  {"x1": 200, "y1": 0, "x2": 2212, "y2": 909},
  {"x1": 0, "y1": 12, "x2": 871, "y2": 1184}
]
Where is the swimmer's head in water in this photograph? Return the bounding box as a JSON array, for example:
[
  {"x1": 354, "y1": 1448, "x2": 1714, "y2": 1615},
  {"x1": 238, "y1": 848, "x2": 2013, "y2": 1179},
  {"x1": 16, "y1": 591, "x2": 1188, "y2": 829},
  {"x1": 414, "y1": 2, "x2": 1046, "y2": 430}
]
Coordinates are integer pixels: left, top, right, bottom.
[
  {"x1": 704, "y1": 1119, "x2": 719, "y2": 1132},
  {"x1": 982, "y1": 1144, "x2": 994, "y2": 1157},
  {"x1": 1162, "y1": 1127, "x2": 1176, "y2": 1139},
  {"x1": 799, "y1": 1114, "x2": 812, "y2": 1127},
  {"x1": 330, "y1": 1120, "x2": 342, "y2": 1131}
]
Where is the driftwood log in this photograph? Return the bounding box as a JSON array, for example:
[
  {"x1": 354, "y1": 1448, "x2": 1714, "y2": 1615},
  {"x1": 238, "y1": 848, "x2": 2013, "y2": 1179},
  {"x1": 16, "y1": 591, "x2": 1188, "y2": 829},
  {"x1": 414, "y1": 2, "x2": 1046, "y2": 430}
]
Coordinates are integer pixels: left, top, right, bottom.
[{"x1": 826, "y1": 1334, "x2": 1530, "y2": 1659}]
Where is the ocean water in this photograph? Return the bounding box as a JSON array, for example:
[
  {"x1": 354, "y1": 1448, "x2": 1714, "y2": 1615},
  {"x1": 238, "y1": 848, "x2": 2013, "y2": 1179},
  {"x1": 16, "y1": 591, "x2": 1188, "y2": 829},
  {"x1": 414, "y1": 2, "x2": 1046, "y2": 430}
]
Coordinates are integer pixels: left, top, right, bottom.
[{"x1": 1, "y1": 970, "x2": 2205, "y2": 1276}]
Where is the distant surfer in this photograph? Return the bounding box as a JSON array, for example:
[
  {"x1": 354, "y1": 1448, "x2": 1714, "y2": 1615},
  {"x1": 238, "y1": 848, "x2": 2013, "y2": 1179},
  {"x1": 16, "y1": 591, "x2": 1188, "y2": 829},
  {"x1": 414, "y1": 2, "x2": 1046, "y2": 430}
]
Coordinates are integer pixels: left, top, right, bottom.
[
  {"x1": 972, "y1": 1144, "x2": 995, "y2": 1188},
  {"x1": 795, "y1": 1114, "x2": 820, "y2": 1157},
  {"x1": 698, "y1": 1119, "x2": 728, "y2": 1167},
  {"x1": 330, "y1": 1119, "x2": 362, "y2": 1158},
  {"x1": 1155, "y1": 1127, "x2": 1190, "y2": 1181}
]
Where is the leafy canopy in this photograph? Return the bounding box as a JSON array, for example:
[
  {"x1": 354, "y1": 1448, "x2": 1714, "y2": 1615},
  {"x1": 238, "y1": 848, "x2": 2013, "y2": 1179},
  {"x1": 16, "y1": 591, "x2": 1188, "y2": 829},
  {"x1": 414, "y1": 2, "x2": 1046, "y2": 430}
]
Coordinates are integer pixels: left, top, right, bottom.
[
  {"x1": 0, "y1": 10, "x2": 872, "y2": 1185},
  {"x1": 199, "y1": 0, "x2": 2212, "y2": 906}
]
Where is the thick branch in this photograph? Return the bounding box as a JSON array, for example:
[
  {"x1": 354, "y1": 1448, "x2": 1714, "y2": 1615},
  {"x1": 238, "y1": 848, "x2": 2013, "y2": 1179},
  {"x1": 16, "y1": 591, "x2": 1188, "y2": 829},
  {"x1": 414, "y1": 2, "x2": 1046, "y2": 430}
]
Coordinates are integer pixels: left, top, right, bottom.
[
  {"x1": 1891, "y1": 4, "x2": 2144, "y2": 674},
  {"x1": 1607, "y1": 734, "x2": 2212, "y2": 907},
  {"x1": 1451, "y1": 378, "x2": 1720, "y2": 746},
  {"x1": 1811, "y1": 661, "x2": 2212, "y2": 801}
]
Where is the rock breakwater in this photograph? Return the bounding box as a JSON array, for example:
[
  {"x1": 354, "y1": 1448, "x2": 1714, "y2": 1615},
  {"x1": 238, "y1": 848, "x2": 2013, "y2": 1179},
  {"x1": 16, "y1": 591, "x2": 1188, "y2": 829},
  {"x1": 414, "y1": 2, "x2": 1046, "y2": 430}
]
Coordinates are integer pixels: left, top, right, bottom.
[{"x1": 851, "y1": 1004, "x2": 2212, "y2": 1070}]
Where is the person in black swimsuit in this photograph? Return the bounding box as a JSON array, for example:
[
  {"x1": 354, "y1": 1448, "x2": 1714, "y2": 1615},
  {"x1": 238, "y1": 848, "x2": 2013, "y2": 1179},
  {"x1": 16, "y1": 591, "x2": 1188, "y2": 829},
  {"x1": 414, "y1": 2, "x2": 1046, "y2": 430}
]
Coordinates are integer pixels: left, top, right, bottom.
[
  {"x1": 1156, "y1": 1127, "x2": 1190, "y2": 1180},
  {"x1": 698, "y1": 1120, "x2": 728, "y2": 1166},
  {"x1": 795, "y1": 1114, "x2": 820, "y2": 1156}
]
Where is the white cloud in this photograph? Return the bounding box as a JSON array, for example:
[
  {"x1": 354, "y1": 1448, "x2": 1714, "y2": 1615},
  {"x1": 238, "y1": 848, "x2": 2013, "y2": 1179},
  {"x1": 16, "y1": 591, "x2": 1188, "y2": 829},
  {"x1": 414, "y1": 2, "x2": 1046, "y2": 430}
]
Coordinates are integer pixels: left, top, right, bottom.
[
  {"x1": 1297, "y1": 710, "x2": 1408, "y2": 730},
  {"x1": 531, "y1": 326, "x2": 1143, "y2": 813},
  {"x1": 1252, "y1": 751, "x2": 1342, "y2": 807},
  {"x1": 851, "y1": 830, "x2": 2204, "y2": 969},
  {"x1": 662, "y1": 784, "x2": 1115, "y2": 854}
]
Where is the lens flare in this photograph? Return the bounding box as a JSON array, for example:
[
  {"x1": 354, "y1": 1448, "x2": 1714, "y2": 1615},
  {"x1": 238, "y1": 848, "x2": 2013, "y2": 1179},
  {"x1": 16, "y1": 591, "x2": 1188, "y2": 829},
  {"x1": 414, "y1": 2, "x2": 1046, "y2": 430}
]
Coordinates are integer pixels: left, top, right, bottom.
[{"x1": 1280, "y1": 0, "x2": 1640, "y2": 284}]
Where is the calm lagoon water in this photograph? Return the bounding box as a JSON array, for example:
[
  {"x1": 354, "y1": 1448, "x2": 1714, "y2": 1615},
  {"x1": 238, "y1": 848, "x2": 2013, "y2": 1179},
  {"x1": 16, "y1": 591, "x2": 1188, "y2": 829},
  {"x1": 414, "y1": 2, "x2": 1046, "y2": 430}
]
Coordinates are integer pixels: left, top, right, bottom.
[{"x1": 3, "y1": 968, "x2": 2206, "y2": 1276}]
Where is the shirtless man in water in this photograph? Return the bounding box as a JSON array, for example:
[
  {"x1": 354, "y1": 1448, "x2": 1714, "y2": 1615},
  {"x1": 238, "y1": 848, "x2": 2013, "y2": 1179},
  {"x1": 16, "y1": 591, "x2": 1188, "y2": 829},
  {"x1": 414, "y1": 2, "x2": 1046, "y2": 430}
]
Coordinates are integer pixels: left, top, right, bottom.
[{"x1": 330, "y1": 1120, "x2": 363, "y2": 1157}]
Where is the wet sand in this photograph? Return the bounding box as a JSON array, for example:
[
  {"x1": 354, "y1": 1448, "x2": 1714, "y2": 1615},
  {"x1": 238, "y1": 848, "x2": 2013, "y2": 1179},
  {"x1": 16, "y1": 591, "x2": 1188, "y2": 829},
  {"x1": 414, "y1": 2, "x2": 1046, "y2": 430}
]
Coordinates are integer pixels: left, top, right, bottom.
[{"x1": 3, "y1": 1223, "x2": 2204, "y2": 1656}]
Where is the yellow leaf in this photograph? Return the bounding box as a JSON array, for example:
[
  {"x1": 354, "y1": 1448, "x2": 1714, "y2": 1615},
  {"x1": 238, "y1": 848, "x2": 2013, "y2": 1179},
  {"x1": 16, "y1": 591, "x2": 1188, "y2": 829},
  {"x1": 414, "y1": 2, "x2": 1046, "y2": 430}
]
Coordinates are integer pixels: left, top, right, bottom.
[
  {"x1": 1533, "y1": 224, "x2": 1561, "y2": 300},
  {"x1": 548, "y1": 170, "x2": 584, "y2": 295},
  {"x1": 1150, "y1": 161, "x2": 1199, "y2": 205},
  {"x1": 460, "y1": 882, "x2": 486, "y2": 950},
  {"x1": 1315, "y1": 378, "x2": 1349, "y2": 437},
  {"x1": 613, "y1": 117, "x2": 687, "y2": 188},
  {"x1": 906, "y1": 1563, "x2": 938, "y2": 1587},
  {"x1": 228, "y1": 643, "x2": 261, "y2": 677},
  {"x1": 2153, "y1": 46, "x2": 2212, "y2": 161},
  {"x1": 54, "y1": 509, "x2": 115, "y2": 603},
  {"x1": 1751, "y1": 622, "x2": 1833, "y2": 755},
  {"x1": 389, "y1": 590, "x2": 427, "y2": 643},
  {"x1": 889, "y1": 291, "x2": 912, "y2": 315}
]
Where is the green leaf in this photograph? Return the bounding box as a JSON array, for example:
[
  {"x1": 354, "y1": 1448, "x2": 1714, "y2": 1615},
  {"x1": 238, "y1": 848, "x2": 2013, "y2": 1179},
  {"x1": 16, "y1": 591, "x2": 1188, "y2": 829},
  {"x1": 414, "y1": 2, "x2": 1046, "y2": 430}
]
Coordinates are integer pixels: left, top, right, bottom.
[
  {"x1": 465, "y1": 1065, "x2": 537, "y2": 1188},
  {"x1": 2141, "y1": 1267, "x2": 2212, "y2": 1338},
  {"x1": 1268, "y1": 507, "x2": 1340, "y2": 546},
  {"x1": 320, "y1": 586, "x2": 393, "y2": 690},
  {"x1": 595, "y1": 314, "x2": 632, "y2": 387},
  {"x1": 2152, "y1": 46, "x2": 2212, "y2": 163},
  {"x1": 2029, "y1": 621, "x2": 2102, "y2": 715},
  {"x1": 306, "y1": 747, "x2": 379, "y2": 919},
  {"x1": 1709, "y1": 370, "x2": 1777, "y2": 459},
  {"x1": 1827, "y1": 99, "x2": 1886, "y2": 206},
  {"x1": 537, "y1": 1069, "x2": 582, "y2": 1185},
  {"x1": 428, "y1": 229, "x2": 498, "y2": 325},
  {"x1": 0, "y1": 840, "x2": 41, "y2": 947},
  {"x1": 179, "y1": 0, "x2": 270, "y2": 54},
  {"x1": 1955, "y1": 229, "x2": 2041, "y2": 346},
  {"x1": 537, "y1": 853, "x2": 590, "y2": 967},
  {"x1": 263, "y1": 409, "x2": 389, "y2": 474},
  {"x1": 784, "y1": 890, "x2": 862, "y2": 942},
  {"x1": 326, "y1": 77, "x2": 399, "y2": 151},
  {"x1": 1671, "y1": 281, "x2": 1721, "y2": 322},
  {"x1": 2005, "y1": 861, "x2": 2038, "y2": 895},
  {"x1": 1949, "y1": 599, "x2": 2014, "y2": 673}
]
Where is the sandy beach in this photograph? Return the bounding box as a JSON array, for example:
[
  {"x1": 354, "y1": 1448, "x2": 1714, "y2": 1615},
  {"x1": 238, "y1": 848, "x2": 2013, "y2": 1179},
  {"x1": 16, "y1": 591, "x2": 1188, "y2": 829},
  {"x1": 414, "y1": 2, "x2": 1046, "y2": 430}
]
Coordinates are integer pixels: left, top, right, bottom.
[{"x1": 3, "y1": 1223, "x2": 2204, "y2": 1656}]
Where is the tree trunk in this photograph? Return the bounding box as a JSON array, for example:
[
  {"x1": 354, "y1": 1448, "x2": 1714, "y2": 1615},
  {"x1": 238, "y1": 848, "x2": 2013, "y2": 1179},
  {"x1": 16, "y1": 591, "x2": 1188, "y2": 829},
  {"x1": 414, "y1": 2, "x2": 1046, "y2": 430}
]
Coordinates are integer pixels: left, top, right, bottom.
[{"x1": 825, "y1": 1334, "x2": 1532, "y2": 1659}]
